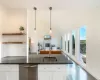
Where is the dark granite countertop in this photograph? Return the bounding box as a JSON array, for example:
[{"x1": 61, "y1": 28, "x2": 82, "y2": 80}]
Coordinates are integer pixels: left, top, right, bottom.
[{"x1": 1, "y1": 54, "x2": 73, "y2": 64}]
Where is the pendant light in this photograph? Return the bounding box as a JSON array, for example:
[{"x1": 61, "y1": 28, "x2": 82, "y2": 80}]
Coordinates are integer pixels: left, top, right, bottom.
[
  {"x1": 34, "y1": 7, "x2": 37, "y2": 33},
  {"x1": 49, "y1": 7, "x2": 52, "y2": 34}
]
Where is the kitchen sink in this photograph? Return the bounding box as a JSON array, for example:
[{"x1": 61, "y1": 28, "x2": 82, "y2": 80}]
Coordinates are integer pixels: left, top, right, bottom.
[{"x1": 43, "y1": 57, "x2": 57, "y2": 62}]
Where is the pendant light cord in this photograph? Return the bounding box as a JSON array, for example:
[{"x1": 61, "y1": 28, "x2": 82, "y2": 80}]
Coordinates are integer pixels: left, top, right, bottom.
[
  {"x1": 34, "y1": 7, "x2": 37, "y2": 30},
  {"x1": 35, "y1": 9, "x2": 36, "y2": 30},
  {"x1": 50, "y1": 8, "x2": 51, "y2": 30},
  {"x1": 49, "y1": 7, "x2": 52, "y2": 30}
]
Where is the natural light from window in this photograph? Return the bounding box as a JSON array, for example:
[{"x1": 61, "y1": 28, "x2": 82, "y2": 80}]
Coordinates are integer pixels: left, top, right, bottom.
[{"x1": 80, "y1": 26, "x2": 86, "y2": 64}]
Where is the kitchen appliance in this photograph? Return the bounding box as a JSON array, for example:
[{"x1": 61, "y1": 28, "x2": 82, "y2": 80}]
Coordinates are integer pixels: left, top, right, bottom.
[{"x1": 19, "y1": 64, "x2": 38, "y2": 80}]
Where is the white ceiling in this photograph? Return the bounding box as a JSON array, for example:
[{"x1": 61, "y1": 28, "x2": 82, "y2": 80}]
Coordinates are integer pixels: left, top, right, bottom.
[
  {"x1": 0, "y1": 0, "x2": 100, "y2": 9},
  {"x1": 0, "y1": 0, "x2": 100, "y2": 34}
]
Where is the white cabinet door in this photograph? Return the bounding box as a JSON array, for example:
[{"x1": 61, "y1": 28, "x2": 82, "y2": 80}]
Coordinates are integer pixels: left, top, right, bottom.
[
  {"x1": 0, "y1": 65, "x2": 19, "y2": 80},
  {"x1": 38, "y1": 72, "x2": 51, "y2": 80},
  {"x1": 0, "y1": 71, "x2": 7, "y2": 80},
  {"x1": 38, "y1": 65, "x2": 67, "y2": 80},
  {"x1": 53, "y1": 72, "x2": 66, "y2": 80},
  {"x1": 7, "y1": 71, "x2": 19, "y2": 80}
]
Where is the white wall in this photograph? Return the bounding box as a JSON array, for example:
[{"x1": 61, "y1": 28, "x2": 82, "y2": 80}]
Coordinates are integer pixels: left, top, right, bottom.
[
  {"x1": 0, "y1": 5, "x2": 7, "y2": 31},
  {"x1": 2, "y1": 8, "x2": 27, "y2": 33},
  {"x1": 0, "y1": 5, "x2": 7, "y2": 59},
  {"x1": 76, "y1": 9, "x2": 100, "y2": 79},
  {"x1": 1, "y1": 7, "x2": 27, "y2": 57},
  {"x1": 62, "y1": 8, "x2": 100, "y2": 79},
  {"x1": 86, "y1": 9, "x2": 100, "y2": 79}
]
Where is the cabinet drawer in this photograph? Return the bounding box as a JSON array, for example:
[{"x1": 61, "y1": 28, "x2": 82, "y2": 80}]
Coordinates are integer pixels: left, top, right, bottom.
[
  {"x1": 38, "y1": 65, "x2": 67, "y2": 72},
  {"x1": 0, "y1": 65, "x2": 19, "y2": 71}
]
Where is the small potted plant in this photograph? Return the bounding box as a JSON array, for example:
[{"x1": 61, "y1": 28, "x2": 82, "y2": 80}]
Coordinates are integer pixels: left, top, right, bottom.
[{"x1": 19, "y1": 26, "x2": 24, "y2": 33}]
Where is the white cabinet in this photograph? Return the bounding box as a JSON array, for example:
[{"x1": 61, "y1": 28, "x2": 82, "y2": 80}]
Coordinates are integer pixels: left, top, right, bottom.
[
  {"x1": 38, "y1": 72, "x2": 51, "y2": 80},
  {"x1": 38, "y1": 65, "x2": 67, "y2": 80},
  {"x1": 0, "y1": 71, "x2": 7, "y2": 80},
  {"x1": 7, "y1": 72, "x2": 19, "y2": 80},
  {"x1": 0, "y1": 65, "x2": 19, "y2": 80},
  {"x1": 53, "y1": 72, "x2": 66, "y2": 80}
]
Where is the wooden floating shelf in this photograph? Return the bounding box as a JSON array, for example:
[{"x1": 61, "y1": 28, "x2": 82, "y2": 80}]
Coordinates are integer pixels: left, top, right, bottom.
[
  {"x1": 2, "y1": 42, "x2": 25, "y2": 44},
  {"x1": 2, "y1": 33, "x2": 26, "y2": 35}
]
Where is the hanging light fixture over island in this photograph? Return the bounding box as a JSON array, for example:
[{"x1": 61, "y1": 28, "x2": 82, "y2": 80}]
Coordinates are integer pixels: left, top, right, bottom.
[
  {"x1": 49, "y1": 7, "x2": 52, "y2": 34},
  {"x1": 33, "y1": 7, "x2": 37, "y2": 33}
]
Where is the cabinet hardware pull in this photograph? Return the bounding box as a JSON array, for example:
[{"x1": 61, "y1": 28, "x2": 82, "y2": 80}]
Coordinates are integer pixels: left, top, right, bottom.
[
  {"x1": 24, "y1": 66, "x2": 30, "y2": 68},
  {"x1": 24, "y1": 65, "x2": 37, "y2": 68},
  {"x1": 30, "y1": 65, "x2": 37, "y2": 67}
]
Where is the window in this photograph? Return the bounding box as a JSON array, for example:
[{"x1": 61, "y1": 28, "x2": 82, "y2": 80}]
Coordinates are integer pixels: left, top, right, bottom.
[
  {"x1": 80, "y1": 26, "x2": 86, "y2": 63},
  {"x1": 68, "y1": 33, "x2": 70, "y2": 53},
  {"x1": 72, "y1": 31, "x2": 75, "y2": 56},
  {"x1": 61, "y1": 36, "x2": 63, "y2": 49},
  {"x1": 65, "y1": 34, "x2": 66, "y2": 51}
]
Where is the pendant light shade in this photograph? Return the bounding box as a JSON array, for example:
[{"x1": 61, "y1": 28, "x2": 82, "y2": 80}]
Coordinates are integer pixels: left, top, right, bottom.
[
  {"x1": 49, "y1": 7, "x2": 52, "y2": 34},
  {"x1": 34, "y1": 7, "x2": 37, "y2": 33},
  {"x1": 49, "y1": 29, "x2": 52, "y2": 33}
]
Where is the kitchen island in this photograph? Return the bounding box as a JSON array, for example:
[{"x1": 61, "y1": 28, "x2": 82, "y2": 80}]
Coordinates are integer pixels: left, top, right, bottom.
[{"x1": 0, "y1": 54, "x2": 97, "y2": 80}]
